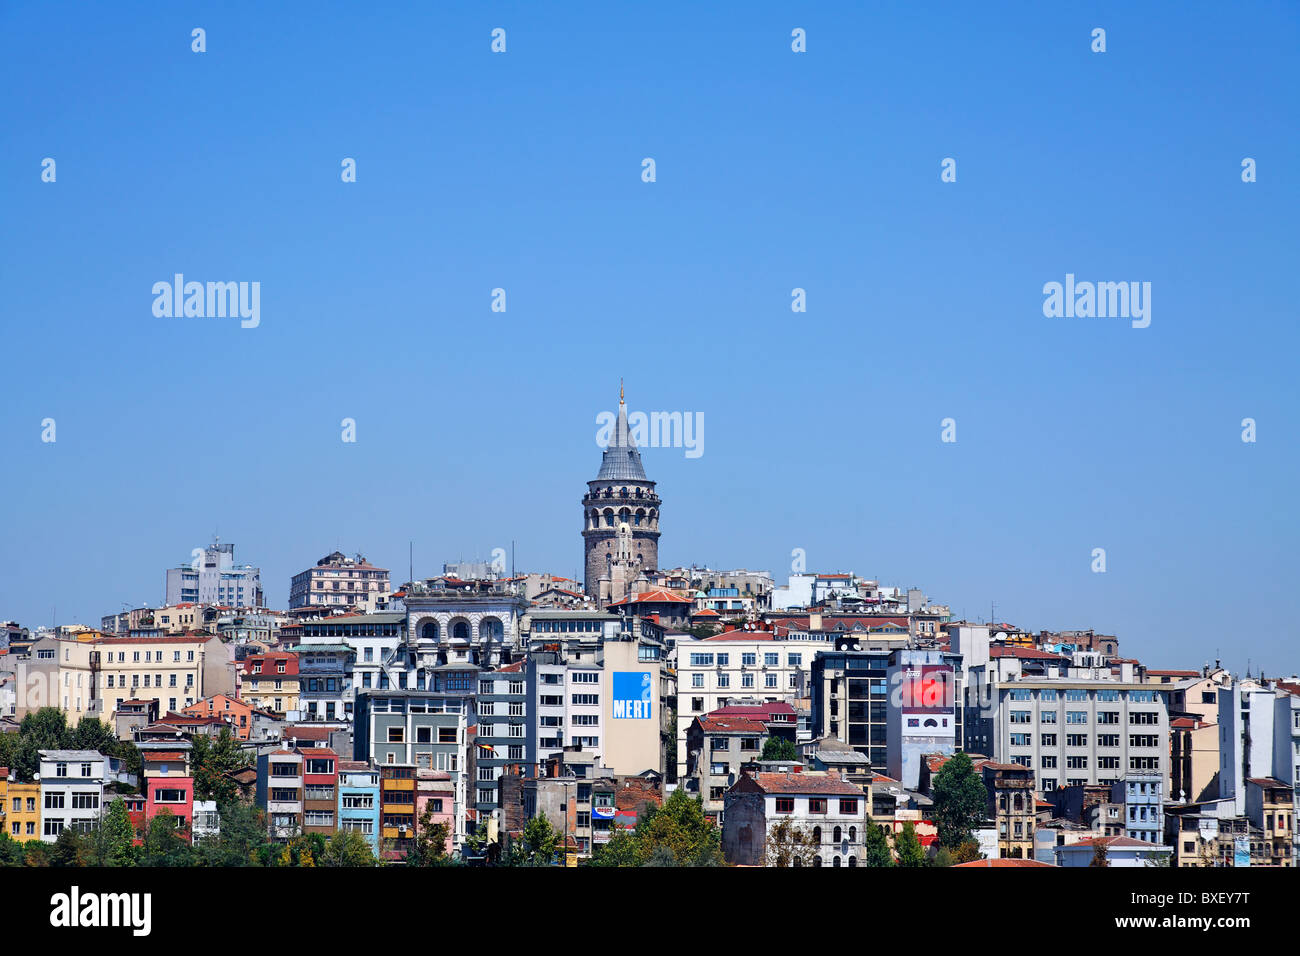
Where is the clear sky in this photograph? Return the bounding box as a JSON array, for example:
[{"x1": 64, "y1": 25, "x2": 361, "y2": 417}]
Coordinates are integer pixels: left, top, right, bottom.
[{"x1": 1, "y1": 3, "x2": 1296, "y2": 674}]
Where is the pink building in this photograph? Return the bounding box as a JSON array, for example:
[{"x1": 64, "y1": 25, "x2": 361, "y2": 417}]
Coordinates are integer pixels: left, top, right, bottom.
[
  {"x1": 142, "y1": 748, "x2": 195, "y2": 838},
  {"x1": 416, "y1": 769, "x2": 456, "y2": 854}
]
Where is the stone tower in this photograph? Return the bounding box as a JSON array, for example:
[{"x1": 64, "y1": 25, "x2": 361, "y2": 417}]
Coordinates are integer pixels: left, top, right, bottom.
[{"x1": 583, "y1": 387, "x2": 661, "y2": 599}]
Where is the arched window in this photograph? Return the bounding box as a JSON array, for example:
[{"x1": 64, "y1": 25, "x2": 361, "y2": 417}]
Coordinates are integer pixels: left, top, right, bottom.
[
  {"x1": 832, "y1": 856, "x2": 841, "y2": 867},
  {"x1": 848, "y1": 856, "x2": 857, "y2": 867},
  {"x1": 833, "y1": 826, "x2": 842, "y2": 843},
  {"x1": 813, "y1": 856, "x2": 822, "y2": 867},
  {"x1": 848, "y1": 826, "x2": 857, "y2": 842},
  {"x1": 811, "y1": 826, "x2": 821, "y2": 845},
  {"x1": 421, "y1": 621, "x2": 437, "y2": 641},
  {"x1": 453, "y1": 621, "x2": 469, "y2": 641},
  {"x1": 792, "y1": 857, "x2": 802, "y2": 867}
]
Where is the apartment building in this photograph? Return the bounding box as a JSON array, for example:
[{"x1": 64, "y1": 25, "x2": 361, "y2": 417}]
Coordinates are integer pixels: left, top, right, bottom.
[
  {"x1": 290, "y1": 551, "x2": 390, "y2": 610},
  {"x1": 38, "y1": 750, "x2": 106, "y2": 842},
  {"x1": 140, "y1": 742, "x2": 194, "y2": 835},
  {"x1": 683, "y1": 709, "x2": 794, "y2": 816},
  {"x1": 241, "y1": 652, "x2": 300, "y2": 715},
  {"x1": 1245, "y1": 777, "x2": 1294, "y2": 866},
  {"x1": 379, "y1": 764, "x2": 417, "y2": 859},
  {"x1": 164, "y1": 540, "x2": 263, "y2": 608},
  {"x1": 677, "y1": 630, "x2": 831, "y2": 781},
  {"x1": 722, "y1": 770, "x2": 870, "y2": 867},
  {"x1": 302, "y1": 749, "x2": 339, "y2": 836},
  {"x1": 285, "y1": 641, "x2": 354, "y2": 723},
  {"x1": 256, "y1": 750, "x2": 304, "y2": 842},
  {"x1": 182, "y1": 693, "x2": 253, "y2": 739},
  {"x1": 1112, "y1": 773, "x2": 1164, "y2": 845},
  {"x1": 970, "y1": 679, "x2": 1170, "y2": 793},
  {"x1": 18, "y1": 633, "x2": 233, "y2": 723},
  {"x1": 1, "y1": 772, "x2": 40, "y2": 843},
  {"x1": 474, "y1": 662, "x2": 528, "y2": 812},
  {"x1": 338, "y1": 760, "x2": 381, "y2": 855}
]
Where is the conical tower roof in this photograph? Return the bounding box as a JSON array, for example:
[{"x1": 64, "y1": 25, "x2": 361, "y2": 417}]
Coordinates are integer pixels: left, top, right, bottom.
[{"x1": 596, "y1": 386, "x2": 648, "y2": 481}]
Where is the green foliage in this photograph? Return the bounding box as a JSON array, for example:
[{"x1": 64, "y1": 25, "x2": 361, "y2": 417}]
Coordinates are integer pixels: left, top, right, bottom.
[
  {"x1": 0, "y1": 832, "x2": 27, "y2": 866},
  {"x1": 191, "y1": 728, "x2": 250, "y2": 803},
  {"x1": 1089, "y1": 840, "x2": 1109, "y2": 867},
  {"x1": 930, "y1": 752, "x2": 988, "y2": 849},
  {"x1": 589, "y1": 789, "x2": 723, "y2": 867},
  {"x1": 507, "y1": 815, "x2": 562, "y2": 866},
  {"x1": 195, "y1": 800, "x2": 268, "y2": 867},
  {"x1": 759, "y1": 737, "x2": 798, "y2": 761},
  {"x1": 51, "y1": 828, "x2": 95, "y2": 867},
  {"x1": 96, "y1": 798, "x2": 137, "y2": 866},
  {"x1": 320, "y1": 830, "x2": 378, "y2": 867},
  {"x1": 1, "y1": 709, "x2": 141, "y2": 789},
  {"x1": 862, "y1": 817, "x2": 895, "y2": 867},
  {"x1": 141, "y1": 810, "x2": 195, "y2": 866},
  {"x1": 895, "y1": 821, "x2": 926, "y2": 867},
  {"x1": 405, "y1": 802, "x2": 454, "y2": 866}
]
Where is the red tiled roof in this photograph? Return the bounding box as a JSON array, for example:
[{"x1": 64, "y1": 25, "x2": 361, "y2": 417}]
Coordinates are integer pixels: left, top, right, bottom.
[
  {"x1": 1246, "y1": 777, "x2": 1290, "y2": 789},
  {"x1": 609, "y1": 588, "x2": 693, "y2": 606},
  {"x1": 697, "y1": 716, "x2": 769, "y2": 734},
  {"x1": 702, "y1": 631, "x2": 776, "y2": 642},
  {"x1": 1146, "y1": 669, "x2": 1199, "y2": 677},
  {"x1": 989, "y1": 646, "x2": 1068, "y2": 660},
  {"x1": 954, "y1": 858, "x2": 1056, "y2": 868},
  {"x1": 750, "y1": 771, "x2": 864, "y2": 797},
  {"x1": 283, "y1": 725, "x2": 332, "y2": 741},
  {"x1": 143, "y1": 752, "x2": 188, "y2": 763},
  {"x1": 711, "y1": 702, "x2": 797, "y2": 720}
]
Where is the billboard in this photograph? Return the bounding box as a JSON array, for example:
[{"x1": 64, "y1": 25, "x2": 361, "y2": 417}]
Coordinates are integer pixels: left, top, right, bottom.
[
  {"x1": 900, "y1": 664, "x2": 954, "y2": 714},
  {"x1": 612, "y1": 671, "x2": 653, "y2": 719}
]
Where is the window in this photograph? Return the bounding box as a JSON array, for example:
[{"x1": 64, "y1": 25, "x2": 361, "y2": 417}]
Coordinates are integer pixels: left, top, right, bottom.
[
  {"x1": 788, "y1": 654, "x2": 801, "y2": 667},
  {"x1": 775, "y1": 797, "x2": 794, "y2": 814},
  {"x1": 809, "y1": 798, "x2": 827, "y2": 814},
  {"x1": 1066, "y1": 734, "x2": 1088, "y2": 747},
  {"x1": 1040, "y1": 711, "x2": 1057, "y2": 724},
  {"x1": 839, "y1": 799, "x2": 858, "y2": 815},
  {"x1": 388, "y1": 727, "x2": 404, "y2": 743},
  {"x1": 1010, "y1": 733, "x2": 1031, "y2": 747},
  {"x1": 765, "y1": 653, "x2": 779, "y2": 667},
  {"x1": 1041, "y1": 733, "x2": 1057, "y2": 747},
  {"x1": 742, "y1": 653, "x2": 756, "y2": 666},
  {"x1": 1066, "y1": 711, "x2": 1088, "y2": 724},
  {"x1": 1098, "y1": 711, "x2": 1120, "y2": 724},
  {"x1": 45, "y1": 792, "x2": 65, "y2": 809},
  {"x1": 1010, "y1": 711, "x2": 1031, "y2": 724},
  {"x1": 572, "y1": 694, "x2": 599, "y2": 706},
  {"x1": 438, "y1": 727, "x2": 457, "y2": 744},
  {"x1": 692, "y1": 674, "x2": 704, "y2": 688},
  {"x1": 1041, "y1": 755, "x2": 1057, "y2": 768}
]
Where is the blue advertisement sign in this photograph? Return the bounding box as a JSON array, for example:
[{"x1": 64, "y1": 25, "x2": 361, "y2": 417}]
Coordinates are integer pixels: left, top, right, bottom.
[{"x1": 612, "y1": 671, "x2": 653, "y2": 719}]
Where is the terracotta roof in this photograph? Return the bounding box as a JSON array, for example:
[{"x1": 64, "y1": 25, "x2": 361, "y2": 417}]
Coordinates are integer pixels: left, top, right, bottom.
[
  {"x1": 711, "y1": 702, "x2": 797, "y2": 720},
  {"x1": 142, "y1": 752, "x2": 188, "y2": 763},
  {"x1": 283, "y1": 725, "x2": 332, "y2": 741},
  {"x1": 1064, "y1": 836, "x2": 1167, "y2": 850},
  {"x1": 697, "y1": 716, "x2": 769, "y2": 734},
  {"x1": 702, "y1": 631, "x2": 776, "y2": 642},
  {"x1": 954, "y1": 858, "x2": 1056, "y2": 868},
  {"x1": 1246, "y1": 777, "x2": 1291, "y2": 789},
  {"x1": 1146, "y1": 669, "x2": 1199, "y2": 677},
  {"x1": 749, "y1": 771, "x2": 865, "y2": 797},
  {"x1": 609, "y1": 588, "x2": 693, "y2": 606}
]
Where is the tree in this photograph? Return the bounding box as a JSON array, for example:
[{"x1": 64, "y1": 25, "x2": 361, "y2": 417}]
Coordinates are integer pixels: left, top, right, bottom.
[
  {"x1": 895, "y1": 821, "x2": 927, "y2": 867},
  {"x1": 862, "y1": 817, "x2": 894, "y2": 867},
  {"x1": 634, "y1": 789, "x2": 723, "y2": 866},
  {"x1": 191, "y1": 728, "x2": 249, "y2": 803},
  {"x1": 764, "y1": 818, "x2": 818, "y2": 867},
  {"x1": 51, "y1": 828, "x2": 94, "y2": 867},
  {"x1": 759, "y1": 737, "x2": 797, "y2": 761},
  {"x1": 0, "y1": 832, "x2": 27, "y2": 867},
  {"x1": 406, "y1": 803, "x2": 452, "y2": 866},
  {"x1": 320, "y1": 831, "x2": 377, "y2": 867},
  {"x1": 1089, "y1": 840, "x2": 1109, "y2": 868},
  {"x1": 930, "y1": 752, "x2": 988, "y2": 850},
  {"x1": 195, "y1": 800, "x2": 267, "y2": 867},
  {"x1": 97, "y1": 798, "x2": 137, "y2": 866},
  {"x1": 508, "y1": 815, "x2": 561, "y2": 866},
  {"x1": 588, "y1": 824, "x2": 647, "y2": 867},
  {"x1": 141, "y1": 810, "x2": 194, "y2": 866},
  {"x1": 950, "y1": 839, "x2": 983, "y2": 864}
]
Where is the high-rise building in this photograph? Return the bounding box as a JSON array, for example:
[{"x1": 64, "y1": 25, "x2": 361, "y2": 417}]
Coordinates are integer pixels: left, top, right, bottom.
[{"x1": 164, "y1": 539, "x2": 263, "y2": 608}]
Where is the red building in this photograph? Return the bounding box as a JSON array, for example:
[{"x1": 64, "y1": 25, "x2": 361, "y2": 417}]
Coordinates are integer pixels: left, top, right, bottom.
[
  {"x1": 142, "y1": 747, "x2": 195, "y2": 839},
  {"x1": 301, "y1": 748, "x2": 339, "y2": 836}
]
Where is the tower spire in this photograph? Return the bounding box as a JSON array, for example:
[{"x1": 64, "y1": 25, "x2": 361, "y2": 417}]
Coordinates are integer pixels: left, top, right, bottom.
[{"x1": 620, "y1": 378, "x2": 624, "y2": 404}]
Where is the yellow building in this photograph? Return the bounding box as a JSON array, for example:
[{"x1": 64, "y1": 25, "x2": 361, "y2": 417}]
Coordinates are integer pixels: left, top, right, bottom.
[
  {"x1": 16, "y1": 632, "x2": 235, "y2": 723},
  {"x1": 4, "y1": 781, "x2": 41, "y2": 842}
]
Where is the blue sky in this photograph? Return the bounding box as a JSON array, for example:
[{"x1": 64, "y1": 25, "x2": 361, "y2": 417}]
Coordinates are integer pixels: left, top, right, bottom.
[{"x1": 1, "y1": 2, "x2": 1296, "y2": 674}]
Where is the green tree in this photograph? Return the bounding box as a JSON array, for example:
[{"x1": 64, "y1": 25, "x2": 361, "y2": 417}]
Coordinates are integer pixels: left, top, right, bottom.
[
  {"x1": 195, "y1": 800, "x2": 267, "y2": 866},
  {"x1": 141, "y1": 810, "x2": 194, "y2": 866},
  {"x1": 320, "y1": 830, "x2": 378, "y2": 867},
  {"x1": 862, "y1": 817, "x2": 895, "y2": 867},
  {"x1": 51, "y1": 827, "x2": 94, "y2": 867},
  {"x1": 12, "y1": 708, "x2": 71, "y2": 780},
  {"x1": 96, "y1": 798, "x2": 137, "y2": 866},
  {"x1": 764, "y1": 818, "x2": 817, "y2": 867},
  {"x1": 634, "y1": 789, "x2": 723, "y2": 866},
  {"x1": 930, "y1": 752, "x2": 988, "y2": 849},
  {"x1": 759, "y1": 737, "x2": 797, "y2": 761},
  {"x1": 587, "y1": 824, "x2": 647, "y2": 867},
  {"x1": 0, "y1": 832, "x2": 27, "y2": 867},
  {"x1": 508, "y1": 815, "x2": 561, "y2": 866},
  {"x1": 23, "y1": 841, "x2": 52, "y2": 867},
  {"x1": 895, "y1": 821, "x2": 926, "y2": 867},
  {"x1": 191, "y1": 728, "x2": 249, "y2": 803},
  {"x1": 69, "y1": 717, "x2": 117, "y2": 754},
  {"x1": 406, "y1": 803, "x2": 452, "y2": 866}
]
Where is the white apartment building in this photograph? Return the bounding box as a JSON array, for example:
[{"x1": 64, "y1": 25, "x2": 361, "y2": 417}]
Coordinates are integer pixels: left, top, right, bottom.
[
  {"x1": 164, "y1": 540, "x2": 263, "y2": 608},
  {"x1": 38, "y1": 750, "x2": 106, "y2": 842},
  {"x1": 675, "y1": 633, "x2": 832, "y2": 781}
]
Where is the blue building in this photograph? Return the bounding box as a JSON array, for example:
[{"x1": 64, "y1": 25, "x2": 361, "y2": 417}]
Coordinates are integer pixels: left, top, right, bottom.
[{"x1": 337, "y1": 760, "x2": 381, "y2": 855}]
